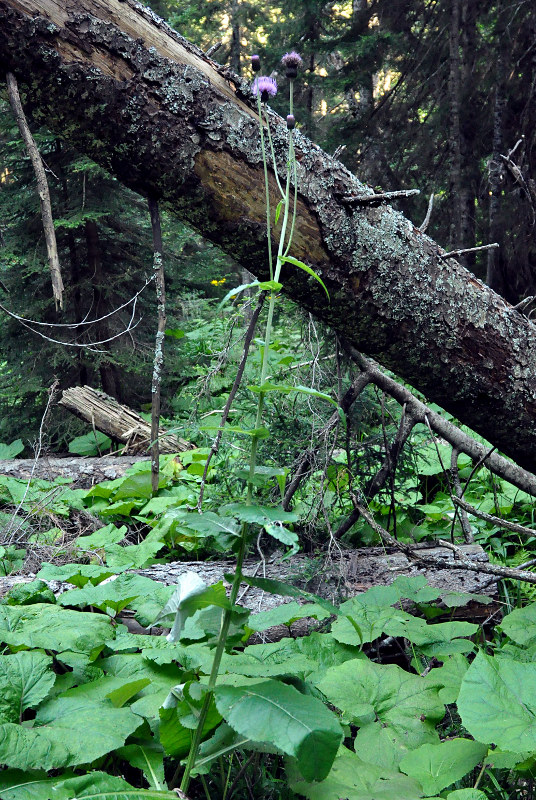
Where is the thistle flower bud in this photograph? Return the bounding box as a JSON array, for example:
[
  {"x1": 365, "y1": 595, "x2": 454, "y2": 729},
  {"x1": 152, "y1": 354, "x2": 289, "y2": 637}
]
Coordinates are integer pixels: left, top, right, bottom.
[
  {"x1": 251, "y1": 54, "x2": 261, "y2": 73},
  {"x1": 281, "y1": 51, "x2": 303, "y2": 79},
  {"x1": 286, "y1": 114, "x2": 296, "y2": 130},
  {"x1": 252, "y1": 76, "x2": 278, "y2": 103}
]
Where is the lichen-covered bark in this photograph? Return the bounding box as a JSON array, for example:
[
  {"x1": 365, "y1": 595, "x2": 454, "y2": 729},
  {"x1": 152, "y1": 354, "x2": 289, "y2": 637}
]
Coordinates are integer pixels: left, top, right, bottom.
[{"x1": 1, "y1": 0, "x2": 536, "y2": 469}]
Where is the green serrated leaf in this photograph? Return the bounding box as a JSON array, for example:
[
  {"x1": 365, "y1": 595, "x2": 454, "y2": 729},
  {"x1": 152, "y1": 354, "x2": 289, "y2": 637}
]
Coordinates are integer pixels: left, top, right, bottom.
[
  {"x1": 458, "y1": 651, "x2": 536, "y2": 752},
  {"x1": 317, "y1": 658, "x2": 444, "y2": 768},
  {"x1": 287, "y1": 746, "x2": 424, "y2": 800},
  {"x1": 0, "y1": 652, "x2": 55, "y2": 723},
  {"x1": 0, "y1": 604, "x2": 113, "y2": 656},
  {"x1": 399, "y1": 739, "x2": 487, "y2": 796},
  {"x1": 0, "y1": 684, "x2": 142, "y2": 770},
  {"x1": 215, "y1": 679, "x2": 342, "y2": 781}
]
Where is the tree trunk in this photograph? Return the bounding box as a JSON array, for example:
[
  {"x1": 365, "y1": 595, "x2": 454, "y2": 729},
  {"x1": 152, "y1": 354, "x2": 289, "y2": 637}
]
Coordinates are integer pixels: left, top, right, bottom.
[
  {"x1": 487, "y1": 3, "x2": 507, "y2": 296},
  {"x1": 1, "y1": 0, "x2": 536, "y2": 470}
]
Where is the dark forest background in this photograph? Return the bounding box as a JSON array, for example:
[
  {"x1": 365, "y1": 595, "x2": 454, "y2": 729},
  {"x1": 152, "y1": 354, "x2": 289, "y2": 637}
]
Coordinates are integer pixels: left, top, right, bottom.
[{"x1": 1, "y1": 0, "x2": 534, "y2": 443}]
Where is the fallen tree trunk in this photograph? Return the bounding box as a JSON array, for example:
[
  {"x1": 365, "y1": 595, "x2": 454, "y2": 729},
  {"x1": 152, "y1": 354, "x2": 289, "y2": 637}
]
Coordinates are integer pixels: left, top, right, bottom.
[
  {"x1": 59, "y1": 386, "x2": 192, "y2": 454},
  {"x1": 0, "y1": 546, "x2": 496, "y2": 620},
  {"x1": 1, "y1": 0, "x2": 536, "y2": 469},
  {"x1": 0, "y1": 454, "x2": 151, "y2": 486}
]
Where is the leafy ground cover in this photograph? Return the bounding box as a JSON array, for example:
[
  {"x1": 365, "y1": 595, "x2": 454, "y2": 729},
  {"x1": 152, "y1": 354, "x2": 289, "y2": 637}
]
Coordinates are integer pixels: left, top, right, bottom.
[{"x1": 0, "y1": 564, "x2": 535, "y2": 799}]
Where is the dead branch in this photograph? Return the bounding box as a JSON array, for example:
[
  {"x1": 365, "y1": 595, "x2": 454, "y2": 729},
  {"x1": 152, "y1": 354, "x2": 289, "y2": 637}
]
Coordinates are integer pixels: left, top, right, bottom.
[
  {"x1": 344, "y1": 346, "x2": 536, "y2": 498},
  {"x1": 341, "y1": 188, "x2": 420, "y2": 205},
  {"x1": 450, "y1": 447, "x2": 474, "y2": 543},
  {"x1": 355, "y1": 501, "x2": 536, "y2": 585},
  {"x1": 419, "y1": 192, "x2": 434, "y2": 232},
  {"x1": 452, "y1": 496, "x2": 536, "y2": 540},
  {"x1": 440, "y1": 243, "x2": 499, "y2": 260},
  {"x1": 5, "y1": 72, "x2": 64, "y2": 309}
]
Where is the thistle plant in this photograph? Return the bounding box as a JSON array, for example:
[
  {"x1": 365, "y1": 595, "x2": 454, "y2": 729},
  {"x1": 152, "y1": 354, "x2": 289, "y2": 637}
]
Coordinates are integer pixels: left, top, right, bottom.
[{"x1": 174, "y1": 50, "x2": 332, "y2": 794}]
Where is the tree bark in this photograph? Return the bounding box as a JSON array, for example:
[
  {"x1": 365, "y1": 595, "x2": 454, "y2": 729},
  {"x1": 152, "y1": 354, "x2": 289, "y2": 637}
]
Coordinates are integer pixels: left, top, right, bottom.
[{"x1": 1, "y1": 0, "x2": 536, "y2": 470}]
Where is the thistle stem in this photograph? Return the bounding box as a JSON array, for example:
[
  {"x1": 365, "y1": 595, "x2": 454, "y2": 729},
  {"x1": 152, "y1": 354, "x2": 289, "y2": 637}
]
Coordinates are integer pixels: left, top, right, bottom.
[{"x1": 177, "y1": 76, "x2": 295, "y2": 797}]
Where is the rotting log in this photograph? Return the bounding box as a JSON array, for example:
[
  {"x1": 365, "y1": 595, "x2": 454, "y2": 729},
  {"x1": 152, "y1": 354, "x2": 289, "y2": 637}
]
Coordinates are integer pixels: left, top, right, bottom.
[
  {"x1": 0, "y1": 454, "x2": 151, "y2": 487},
  {"x1": 59, "y1": 385, "x2": 192, "y2": 454},
  {"x1": 1, "y1": 1, "x2": 536, "y2": 469},
  {"x1": 0, "y1": 546, "x2": 497, "y2": 622}
]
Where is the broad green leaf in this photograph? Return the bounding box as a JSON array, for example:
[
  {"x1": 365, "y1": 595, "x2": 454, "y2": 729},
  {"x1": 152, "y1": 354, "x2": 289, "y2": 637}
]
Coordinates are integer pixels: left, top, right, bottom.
[
  {"x1": 399, "y1": 739, "x2": 487, "y2": 796},
  {"x1": 0, "y1": 684, "x2": 141, "y2": 770},
  {"x1": 458, "y1": 652, "x2": 536, "y2": 752},
  {"x1": 499, "y1": 601, "x2": 536, "y2": 646},
  {"x1": 222, "y1": 503, "x2": 300, "y2": 549},
  {"x1": 317, "y1": 658, "x2": 444, "y2": 765},
  {"x1": 59, "y1": 573, "x2": 161, "y2": 615},
  {"x1": 159, "y1": 682, "x2": 221, "y2": 757},
  {"x1": 215, "y1": 679, "x2": 343, "y2": 781},
  {"x1": 36, "y1": 562, "x2": 119, "y2": 587},
  {"x1": 223, "y1": 503, "x2": 299, "y2": 525},
  {"x1": 68, "y1": 431, "x2": 111, "y2": 456},
  {"x1": 425, "y1": 654, "x2": 469, "y2": 703},
  {"x1": 3, "y1": 580, "x2": 56, "y2": 606},
  {"x1": 106, "y1": 678, "x2": 151, "y2": 708},
  {"x1": 175, "y1": 511, "x2": 240, "y2": 538},
  {"x1": 103, "y1": 540, "x2": 165, "y2": 569},
  {"x1": 165, "y1": 327, "x2": 185, "y2": 339},
  {"x1": 75, "y1": 523, "x2": 127, "y2": 549},
  {"x1": 280, "y1": 255, "x2": 330, "y2": 300},
  {"x1": 446, "y1": 791, "x2": 488, "y2": 800},
  {"x1": 218, "y1": 643, "x2": 314, "y2": 679},
  {"x1": 384, "y1": 613, "x2": 477, "y2": 656},
  {"x1": 288, "y1": 746, "x2": 423, "y2": 800},
  {"x1": 249, "y1": 601, "x2": 330, "y2": 631},
  {"x1": 0, "y1": 439, "x2": 24, "y2": 459},
  {"x1": 113, "y1": 472, "x2": 162, "y2": 501},
  {"x1": 0, "y1": 770, "x2": 177, "y2": 799},
  {"x1": 0, "y1": 652, "x2": 55, "y2": 723},
  {"x1": 0, "y1": 604, "x2": 113, "y2": 656},
  {"x1": 152, "y1": 572, "x2": 230, "y2": 641}
]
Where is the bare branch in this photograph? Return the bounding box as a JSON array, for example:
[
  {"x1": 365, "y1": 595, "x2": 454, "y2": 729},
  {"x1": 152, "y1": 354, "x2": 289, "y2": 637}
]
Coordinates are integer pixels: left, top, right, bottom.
[
  {"x1": 341, "y1": 188, "x2": 420, "y2": 205},
  {"x1": 453, "y1": 496, "x2": 536, "y2": 540},
  {"x1": 343, "y1": 345, "x2": 536, "y2": 498},
  {"x1": 450, "y1": 447, "x2": 474, "y2": 542},
  {"x1": 440, "y1": 243, "x2": 499, "y2": 260},
  {"x1": 419, "y1": 192, "x2": 434, "y2": 232},
  {"x1": 355, "y1": 502, "x2": 536, "y2": 586},
  {"x1": 5, "y1": 72, "x2": 64, "y2": 309}
]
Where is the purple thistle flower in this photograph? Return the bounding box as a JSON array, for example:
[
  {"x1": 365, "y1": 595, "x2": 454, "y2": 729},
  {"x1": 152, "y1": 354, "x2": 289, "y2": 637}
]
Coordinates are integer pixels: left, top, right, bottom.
[
  {"x1": 281, "y1": 50, "x2": 303, "y2": 79},
  {"x1": 286, "y1": 114, "x2": 296, "y2": 130},
  {"x1": 252, "y1": 76, "x2": 278, "y2": 102},
  {"x1": 251, "y1": 54, "x2": 261, "y2": 73}
]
